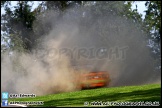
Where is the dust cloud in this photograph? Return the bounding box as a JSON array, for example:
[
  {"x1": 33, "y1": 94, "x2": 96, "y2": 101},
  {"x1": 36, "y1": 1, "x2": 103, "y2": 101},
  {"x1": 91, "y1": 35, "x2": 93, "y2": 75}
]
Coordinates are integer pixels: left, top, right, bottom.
[{"x1": 1, "y1": 4, "x2": 161, "y2": 96}]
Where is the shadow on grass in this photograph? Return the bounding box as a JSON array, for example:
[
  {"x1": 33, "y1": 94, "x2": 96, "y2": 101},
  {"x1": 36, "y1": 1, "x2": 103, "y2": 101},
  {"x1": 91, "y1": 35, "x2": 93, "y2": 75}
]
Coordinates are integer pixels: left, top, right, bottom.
[{"x1": 37, "y1": 87, "x2": 161, "y2": 107}]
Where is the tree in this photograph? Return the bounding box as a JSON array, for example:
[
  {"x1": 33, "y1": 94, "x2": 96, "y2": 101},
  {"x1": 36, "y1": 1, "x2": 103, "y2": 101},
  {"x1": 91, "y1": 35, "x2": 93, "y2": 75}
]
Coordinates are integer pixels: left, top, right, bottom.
[
  {"x1": 144, "y1": 1, "x2": 161, "y2": 42},
  {"x1": 1, "y1": 1, "x2": 36, "y2": 52},
  {"x1": 1, "y1": 1, "x2": 85, "y2": 53},
  {"x1": 144, "y1": 1, "x2": 161, "y2": 57},
  {"x1": 144, "y1": 1, "x2": 161, "y2": 71}
]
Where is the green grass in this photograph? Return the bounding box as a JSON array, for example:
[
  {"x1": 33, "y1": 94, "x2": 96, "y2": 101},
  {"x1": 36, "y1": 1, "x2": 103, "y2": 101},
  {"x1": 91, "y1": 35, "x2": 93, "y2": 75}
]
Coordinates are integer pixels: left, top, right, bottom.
[{"x1": 8, "y1": 83, "x2": 161, "y2": 107}]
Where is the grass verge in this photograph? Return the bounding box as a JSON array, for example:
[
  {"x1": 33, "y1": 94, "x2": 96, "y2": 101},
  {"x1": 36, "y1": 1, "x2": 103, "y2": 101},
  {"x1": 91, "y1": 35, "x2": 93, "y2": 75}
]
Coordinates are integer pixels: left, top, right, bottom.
[{"x1": 8, "y1": 83, "x2": 161, "y2": 107}]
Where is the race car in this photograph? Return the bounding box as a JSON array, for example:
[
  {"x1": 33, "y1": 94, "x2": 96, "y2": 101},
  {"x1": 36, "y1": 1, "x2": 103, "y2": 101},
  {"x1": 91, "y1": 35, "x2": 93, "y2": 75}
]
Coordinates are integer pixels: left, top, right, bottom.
[{"x1": 73, "y1": 71, "x2": 110, "y2": 90}]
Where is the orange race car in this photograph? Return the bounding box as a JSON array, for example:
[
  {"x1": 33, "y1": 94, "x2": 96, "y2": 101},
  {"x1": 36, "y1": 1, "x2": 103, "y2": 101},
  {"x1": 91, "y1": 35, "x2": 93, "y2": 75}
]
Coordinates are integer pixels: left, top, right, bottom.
[{"x1": 74, "y1": 71, "x2": 111, "y2": 89}]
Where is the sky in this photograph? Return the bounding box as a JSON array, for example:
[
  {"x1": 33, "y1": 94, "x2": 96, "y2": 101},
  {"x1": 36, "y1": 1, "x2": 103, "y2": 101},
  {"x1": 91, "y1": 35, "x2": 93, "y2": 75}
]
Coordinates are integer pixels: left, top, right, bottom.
[{"x1": 131, "y1": 1, "x2": 147, "y2": 19}]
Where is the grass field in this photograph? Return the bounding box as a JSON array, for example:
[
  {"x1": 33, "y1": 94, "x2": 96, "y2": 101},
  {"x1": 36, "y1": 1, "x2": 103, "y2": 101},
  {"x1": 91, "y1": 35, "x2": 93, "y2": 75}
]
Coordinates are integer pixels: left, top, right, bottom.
[{"x1": 8, "y1": 83, "x2": 161, "y2": 107}]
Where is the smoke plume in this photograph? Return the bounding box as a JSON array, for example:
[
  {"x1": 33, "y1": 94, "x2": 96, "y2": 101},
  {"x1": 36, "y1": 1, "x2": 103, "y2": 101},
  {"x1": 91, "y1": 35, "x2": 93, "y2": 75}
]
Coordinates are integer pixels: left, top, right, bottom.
[{"x1": 1, "y1": 5, "x2": 161, "y2": 96}]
